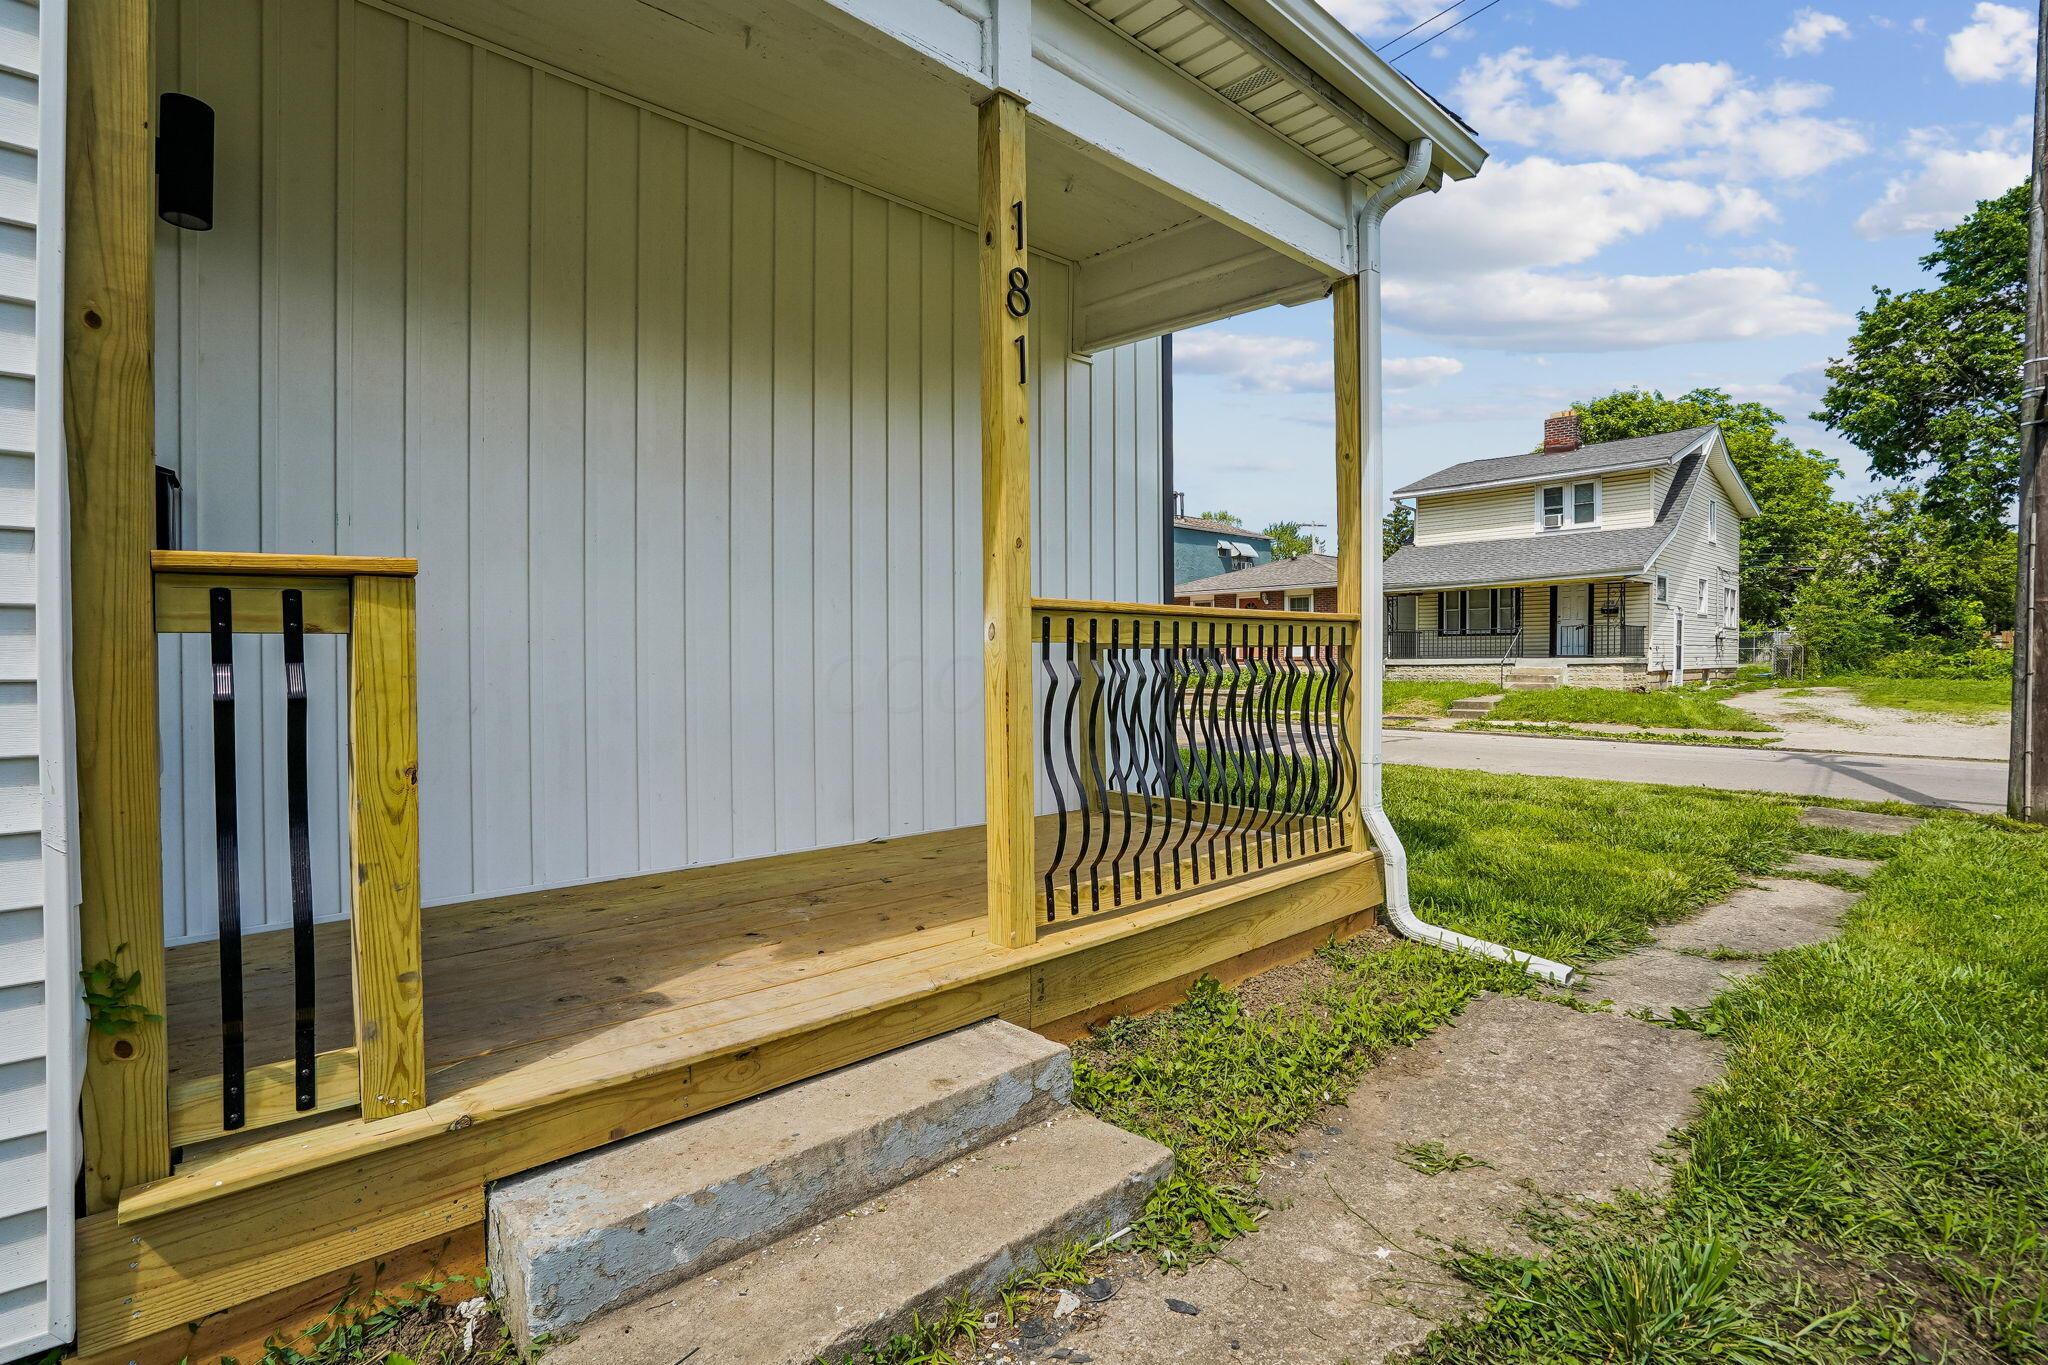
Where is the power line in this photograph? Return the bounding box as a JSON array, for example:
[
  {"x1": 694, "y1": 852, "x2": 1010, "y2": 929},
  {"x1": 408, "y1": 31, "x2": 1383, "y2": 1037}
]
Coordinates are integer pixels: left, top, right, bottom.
[
  {"x1": 1377, "y1": 0, "x2": 1476, "y2": 52},
  {"x1": 1386, "y1": 0, "x2": 1509, "y2": 63}
]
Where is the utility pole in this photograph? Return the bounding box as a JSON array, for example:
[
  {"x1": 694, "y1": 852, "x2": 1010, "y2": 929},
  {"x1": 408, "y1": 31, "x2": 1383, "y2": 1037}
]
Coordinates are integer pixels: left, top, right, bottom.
[{"x1": 2015, "y1": 0, "x2": 2048, "y2": 822}]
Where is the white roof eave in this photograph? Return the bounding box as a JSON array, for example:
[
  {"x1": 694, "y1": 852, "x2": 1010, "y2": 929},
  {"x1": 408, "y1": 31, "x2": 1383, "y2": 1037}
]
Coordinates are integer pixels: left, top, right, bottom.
[{"x1": 1224, "y1": 0, "x2": 1487, "y2": 181}]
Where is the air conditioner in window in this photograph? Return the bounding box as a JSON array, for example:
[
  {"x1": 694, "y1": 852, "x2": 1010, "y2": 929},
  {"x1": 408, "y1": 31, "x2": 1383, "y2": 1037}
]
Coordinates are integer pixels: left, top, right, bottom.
[{"x1": 1543, "y1": 512, "x2": 1564, "y2": 530}]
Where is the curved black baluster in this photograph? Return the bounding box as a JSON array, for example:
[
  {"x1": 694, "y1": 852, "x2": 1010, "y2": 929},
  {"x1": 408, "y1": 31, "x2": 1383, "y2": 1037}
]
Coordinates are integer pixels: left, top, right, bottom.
[
  {"x1": 1167, "y1": 623, "x2": 1194, "y2": 890},
  {"x1": 1198, "y1": 623, "x2": 1229, "y2": 881},
  {"x1": 1300, "y1": 626, "x2": 1329, "y2": 853},
  {"x1": 1084, "y1": 619, "x2": 1110, "y2": 915},
  {"x1": 1329, "y1": 626, "x2": 1360, "y2": 846},
  {"x1": 1040, "y1": 615, "x2": 1066, "y2": 923},
  {"x1": 1143, "y1": 621, "x2": 1167, "y2": 897},
  {"x1": 1245, "y1": 623, "x2": 1271, "y2": 870},
  {"x1": 1058, "y1": 618, "x2": 1091, "y2": 915},
  {"x1": 1277, "y1": 622, "x2": 1301, "y2": 861},
  {"x1": 1258, "y1": 625, "x2": 1287, "y2": 866},
  {"x1": 1107, "y1": 622, "x2": 1138, "y2": 905},
  {"x1": 208, "y1": 588, "x2": 245, "y2": 1132},
  {"x1": 1179, "y1": 629, "x2": 1213, "y2": 885},
  {"x1": 1220, "y1": 620, "x2": 1254, "y2": 874}
]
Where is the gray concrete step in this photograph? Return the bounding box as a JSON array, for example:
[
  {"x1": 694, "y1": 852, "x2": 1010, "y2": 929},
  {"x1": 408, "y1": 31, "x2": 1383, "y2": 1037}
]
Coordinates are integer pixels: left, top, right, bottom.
[
  {"x1": 490, "y1": 1020, "x2": 1072, "y2": 1349},
  {"x1": 544, "y1": 1108, "x2": 1172, "y2": 1365}
]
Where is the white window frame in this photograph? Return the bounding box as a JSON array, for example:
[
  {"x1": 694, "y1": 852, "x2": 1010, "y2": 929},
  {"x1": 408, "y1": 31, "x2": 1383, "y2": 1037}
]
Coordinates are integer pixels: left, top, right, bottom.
[
  {"x1": 1536, "y1": 479, "x2": 1600, "y2": 531},
  {"x1": 1723, "y1": 587, "x2": 1738, "y2": 628},
  {"x1": 1707, "y1": 499, "x2": 1719, "y2": 544},
  {"x1": 1655, "y1": 574, "x2": 1668, "y2": 604},
  {"x1": 1697, "y1": 577, "x2": 1709, "y2": 614},
  {"x1": 1285, "y1": 591, "x2": 1314, "y2": 612}
]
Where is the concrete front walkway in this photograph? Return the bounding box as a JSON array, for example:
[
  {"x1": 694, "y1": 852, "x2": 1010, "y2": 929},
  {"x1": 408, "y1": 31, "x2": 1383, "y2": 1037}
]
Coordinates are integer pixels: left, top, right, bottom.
[{"x1": 973, "y1": 813, "x2": 1899, "y2": 1365}]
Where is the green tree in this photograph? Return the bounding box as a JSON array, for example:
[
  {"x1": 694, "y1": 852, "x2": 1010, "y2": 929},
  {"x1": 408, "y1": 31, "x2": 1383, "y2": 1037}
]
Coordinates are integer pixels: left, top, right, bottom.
[
  {"x1": 1196, "y1": 509, "x2": 1242, "y2": 526},
  {"x1": 1786, "y1": 571, "x2": 1895, "y2": 672},
  {"x1": 1817, "y1": 181, "x2": 2026, "y2": 529},
  {"x1": 1261, "y1": 520, "x2": 1322, "y2": 559},
  {"x1": 1853, "y1": 488, "x2": 2016, "y2": 638},
  {"x1": 1383, "y1": 501, "x2": 1414, "y2": 560},
  {"x1": 1575, "y1": 387, "x2": 1852, "y2": 624}
]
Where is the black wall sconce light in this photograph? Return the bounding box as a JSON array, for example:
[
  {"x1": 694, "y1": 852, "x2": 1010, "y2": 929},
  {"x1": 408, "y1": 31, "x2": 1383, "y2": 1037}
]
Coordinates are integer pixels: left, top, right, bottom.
[{"x1": 156, "y1": 93, "x2": 215, "y2": 231}]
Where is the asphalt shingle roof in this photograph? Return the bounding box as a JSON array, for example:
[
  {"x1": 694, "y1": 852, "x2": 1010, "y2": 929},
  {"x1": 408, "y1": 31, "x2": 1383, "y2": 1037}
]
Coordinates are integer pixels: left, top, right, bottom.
[
  {"x1": 1383, "y1": 454, "x2": 1701, "y2": 592},
  {"x1": 1389, "y1": 425, "x2": 1714, "y2": 498},
  {"x1": 1178, "y1": 553, "x2": 1337, "y2": 596},
  {"x1": 1174, "y1": 516, "x2": 1273, "y2": 539}
]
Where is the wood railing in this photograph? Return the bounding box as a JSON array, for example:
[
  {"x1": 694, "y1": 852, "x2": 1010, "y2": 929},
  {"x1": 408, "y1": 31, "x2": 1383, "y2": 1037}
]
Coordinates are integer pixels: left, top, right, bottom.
[
  {"x1": 1029, "y1": 599, "x2": 1360, "y2": 928},
  {"x1": 151, "y1": 551, "x2": 423, "y2": 1149}
]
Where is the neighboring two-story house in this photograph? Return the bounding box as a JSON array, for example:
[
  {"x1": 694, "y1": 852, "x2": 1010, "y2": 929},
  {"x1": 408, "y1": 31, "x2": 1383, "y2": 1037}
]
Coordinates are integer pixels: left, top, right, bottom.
[{"x1": 1382, "y1": 412, "x2": 1759, "y2": 688}]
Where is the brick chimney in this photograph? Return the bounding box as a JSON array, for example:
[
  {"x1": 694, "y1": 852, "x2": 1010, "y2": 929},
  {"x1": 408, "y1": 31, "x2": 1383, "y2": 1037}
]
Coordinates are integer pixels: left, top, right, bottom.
[{"x1": 1543, "y1": 409, "x2": 1583, "y2": 453}]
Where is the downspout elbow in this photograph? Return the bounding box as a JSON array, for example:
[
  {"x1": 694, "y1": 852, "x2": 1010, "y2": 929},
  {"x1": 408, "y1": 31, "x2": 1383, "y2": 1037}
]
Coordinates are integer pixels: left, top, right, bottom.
[{"x1": 1352, "y1": 139, "x2": 1576, "y2": 988}]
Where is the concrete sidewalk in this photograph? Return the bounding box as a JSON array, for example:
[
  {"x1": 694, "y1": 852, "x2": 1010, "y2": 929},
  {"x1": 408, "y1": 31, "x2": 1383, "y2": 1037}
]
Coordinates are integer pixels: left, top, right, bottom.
[{"x1": 1384, "y1": 726, "x2": 2004, "y2": 811}]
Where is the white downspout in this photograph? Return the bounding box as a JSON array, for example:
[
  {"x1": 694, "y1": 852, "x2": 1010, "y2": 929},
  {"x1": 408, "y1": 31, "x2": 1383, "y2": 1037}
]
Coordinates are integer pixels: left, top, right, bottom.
[{"x1": 1353, "y1": 140, "x2": 1575, "y2": 987}]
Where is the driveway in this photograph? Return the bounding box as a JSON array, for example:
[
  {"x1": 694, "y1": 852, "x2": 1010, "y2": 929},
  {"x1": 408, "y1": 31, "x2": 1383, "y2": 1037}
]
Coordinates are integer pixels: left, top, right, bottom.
[
  {"x1": 1728, "y1": 686, "x2": 2008, "y2": 760},
  {"x1": 1383, "y1": 727, "x2": 2007, "y2": 812}
]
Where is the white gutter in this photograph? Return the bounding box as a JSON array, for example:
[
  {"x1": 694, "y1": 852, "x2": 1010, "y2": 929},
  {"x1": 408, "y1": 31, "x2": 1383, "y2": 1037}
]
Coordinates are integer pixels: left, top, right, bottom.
[{"x1": 1353, "y1": 139, "x2": 1575, "y2": 987}]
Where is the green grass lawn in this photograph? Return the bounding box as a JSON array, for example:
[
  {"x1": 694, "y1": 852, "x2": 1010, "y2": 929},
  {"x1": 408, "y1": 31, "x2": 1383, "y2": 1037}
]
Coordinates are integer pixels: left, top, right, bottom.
[
  {"x1": 1816, "y1": 673, "x2": 2011, "y2": 719},
  {"x1": 1419, "y1": 812, "x2": 2048, "y2": 1363},
  {"x1": 1486, "y1": 685, "x2": 1776, "y2": 732},
  {"x1": 1385, "y1": 679, "x2": 1490, "y2": 717},
  {"x1": 1072, "y1": 766, "x2": 1832, "y2": 1267}
]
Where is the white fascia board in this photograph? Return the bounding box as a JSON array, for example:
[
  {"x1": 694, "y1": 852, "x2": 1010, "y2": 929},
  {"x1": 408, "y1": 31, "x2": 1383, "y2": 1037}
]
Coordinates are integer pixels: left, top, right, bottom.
[
  {"x1": 1029, "y1": 0, "x2": 1351, "y2": 273},
  {"x1": 1226, "y1": 0, "x2": 1486, "y2": 180},
  {"x1": 1704, "y1": 433, "x2": 1763, "y2": 518},
  {"x1": 1389, "y1": 569, "x2": 1654, "y2": 594}
]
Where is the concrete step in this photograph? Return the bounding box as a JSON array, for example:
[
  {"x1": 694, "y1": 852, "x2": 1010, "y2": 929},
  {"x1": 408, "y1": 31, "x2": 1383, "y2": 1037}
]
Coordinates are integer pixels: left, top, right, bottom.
[
  {"x1": 543, "y1": 1109, "x2": 1173, "y2": 1365},
  {"x1": 490, "y1": 1020, "x2": 1072, "y2": 1349},
  {"x1": 1447, "y1": 697, "x2": 1499, "y2": 718}
]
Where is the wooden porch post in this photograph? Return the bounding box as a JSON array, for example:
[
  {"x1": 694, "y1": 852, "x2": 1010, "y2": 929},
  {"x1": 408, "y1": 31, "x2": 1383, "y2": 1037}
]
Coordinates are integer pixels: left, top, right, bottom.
[
  {"x1": 66, "y1": 0, "x2": 169, "y2": 1210},
  {"x1": 1332, "y1": 276, "x2": 1369, "y2": 854},
  {"x1": 980, "y1": 91, "x2": 1035, "y2": 949}
]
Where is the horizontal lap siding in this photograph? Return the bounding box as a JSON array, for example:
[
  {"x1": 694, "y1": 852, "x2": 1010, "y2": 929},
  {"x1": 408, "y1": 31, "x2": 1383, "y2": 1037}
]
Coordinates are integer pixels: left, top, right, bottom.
[
  {"x1": 0, "y1": 0, "x2": 64, "y2": 1356},
  {"x1": 1647, "y1": 472, "x2": 1740, "y2": 672},
  {"x1": 152, "y1": 0, "x2": 1162, "y2": 942}
]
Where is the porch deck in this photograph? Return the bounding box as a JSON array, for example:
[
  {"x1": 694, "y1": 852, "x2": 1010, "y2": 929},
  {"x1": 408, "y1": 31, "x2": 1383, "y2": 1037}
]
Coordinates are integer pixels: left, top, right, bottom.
[{"x1": 84, "y1": 822, "x2": 1380, "y2": 1356}]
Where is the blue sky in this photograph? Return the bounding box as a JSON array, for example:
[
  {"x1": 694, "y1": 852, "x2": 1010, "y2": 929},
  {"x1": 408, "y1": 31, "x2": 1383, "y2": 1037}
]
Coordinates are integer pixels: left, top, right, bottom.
[{"x1": 1170, "y1": 0, "x2": 2034, "y2": 542}]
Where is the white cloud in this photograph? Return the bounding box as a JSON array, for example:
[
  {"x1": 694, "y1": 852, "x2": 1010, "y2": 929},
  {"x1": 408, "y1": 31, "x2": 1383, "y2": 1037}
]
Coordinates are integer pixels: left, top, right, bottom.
[
  {"x1": 1174, "y1": 331, "x2": 1461, "y2": 392},
  {"x1": 1383, "y1": 267, "x2": 1843, "y2": 352},
  {"x1": 1384, "y1": 157, "x2": 1767, "y2": 278},
  {"x1": 1854, "y1": 121, "x2": 2028, "y2": 238},
  {"x1": 1384, "y1": 356, "x2": 1466, "y2": 387},
  {"x1": 1945, "y1": 3, "x2": 2033, "y2": 83},
  {"x1": 1453, "y1": 48, "x2": 1868, "y2": 179},
  {"x1": 1729, "y1": 238, "x2": 1799, "y2": 263},
  {"x1": 1173, "y1": 332, "x2": 1329, "y2": 393},
  {"x1": 1780, "y1": 9, "x2": 1849, "y2": 55}
]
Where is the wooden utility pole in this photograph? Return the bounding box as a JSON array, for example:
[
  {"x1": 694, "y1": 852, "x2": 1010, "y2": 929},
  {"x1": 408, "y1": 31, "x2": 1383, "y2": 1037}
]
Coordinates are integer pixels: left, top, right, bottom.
[{"x1": 2013, "y1": 0, "x2": 2048, "y2": 822}]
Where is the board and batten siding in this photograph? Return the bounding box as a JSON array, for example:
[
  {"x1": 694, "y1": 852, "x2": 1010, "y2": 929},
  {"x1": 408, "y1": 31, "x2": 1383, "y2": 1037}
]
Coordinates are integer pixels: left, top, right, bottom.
[
  {"x1": 0, "y1": 0, "x2": 76, "y2": 1358},
  {"x1": 151, "y1": 0, "x2": 1164, "y2": 944}
]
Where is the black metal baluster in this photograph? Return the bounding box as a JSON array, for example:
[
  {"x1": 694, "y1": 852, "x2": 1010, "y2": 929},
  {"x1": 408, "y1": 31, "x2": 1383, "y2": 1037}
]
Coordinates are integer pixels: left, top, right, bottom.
[
  {"x1": 1257, "y1": 626, "x2": 1286, "y2": 865},
  {"x1": 1143, "y1": 621, "x2": 1167, "y2": 897},
  {"x1": 1204, "y1": 624, "x2": 1235, "y2": 877},
  {"x1": 1225, "y1": 622, "x2": 1256, "y2": 872},
  {"x1": 1329, "y1": 627, "x2": 1359, "y2": 844},
  {"x1": 1278, "y1": 624, "x2": 1301, "y2": 860},
  {"x1": 1244, "y1": 624, "x2": 1269, "y2": 870},
  {"x1": 1180, "y1": 630, "x2": 1213, "y2": 884},
  {"x1": 208, "y1": 588, "x2": 246, "y2": 1131},
  {"x1": 1060, "y1": 618, "x2": 1091, "y2": 914},
  {"x1": 282, "y1": 590, "x2": 317, "y2": 1111},
  {"x1": 1165, "y1": 624, "x2": 1191, "y2": 890},
  {"x1": 1084, "y1": 620, "x2": 1111, "y2": 914},
  {"x1": 1106, "y1": 623, "x2": 1137, "y2": 906},
  {"x1": 1040, "y1": 616, "x2": 1066, "y2": 923},
  {"x1": 1300, "y1": 626, "x2": 1328, "y2": 853}
]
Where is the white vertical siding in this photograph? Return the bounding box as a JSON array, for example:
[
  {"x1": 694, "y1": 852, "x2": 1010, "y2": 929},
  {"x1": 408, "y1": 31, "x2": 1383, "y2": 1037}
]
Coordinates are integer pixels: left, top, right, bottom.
[
  {"x1": 0, "y1": 0, "x2": 73, "y2": 1356},
  {"x1": 152, "y1": 0, "x2": 1165, "y2": 942}
]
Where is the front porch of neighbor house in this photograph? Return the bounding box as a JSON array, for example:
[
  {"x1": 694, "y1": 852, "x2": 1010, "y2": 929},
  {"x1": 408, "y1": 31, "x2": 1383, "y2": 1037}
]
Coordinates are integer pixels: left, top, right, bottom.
[
  {"x1": 49, "y1": 0, "x2": 1481, "y2": 1356},
  {"x1": 1385, "y1": 579, "x2": 1656, "y2": 688}
]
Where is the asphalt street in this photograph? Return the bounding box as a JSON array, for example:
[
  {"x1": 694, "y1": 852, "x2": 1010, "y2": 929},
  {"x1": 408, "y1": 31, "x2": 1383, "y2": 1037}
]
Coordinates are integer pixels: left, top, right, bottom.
[{"x1": 1383, "y1": 727, "x2": 2007, "y2": 812}]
